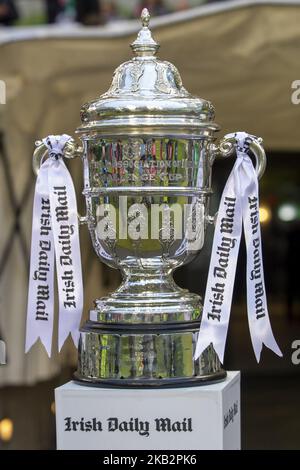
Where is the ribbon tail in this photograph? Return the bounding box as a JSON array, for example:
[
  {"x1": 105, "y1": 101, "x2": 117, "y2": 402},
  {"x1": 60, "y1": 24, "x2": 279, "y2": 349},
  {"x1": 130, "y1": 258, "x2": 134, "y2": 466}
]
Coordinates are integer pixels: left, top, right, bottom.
[
  {"x1": 194, "y1": 316, "x2": 229, "y2": 363},
  {"x1": 25, "y1": 332, "x2": 52, "y2": 358},
  {"x1": 26, "y1": 161, "x2": 54, "y2": 358},
  {"x1": 213, "y1": 342, "x2": 226, "y2": 365},
  {"x1": 194, "y1": 333, "x2": 225, "y2": 364},
  {"x1": 58, "y1": 329, "x2": 69, "y2": 353},
  {"x1": 249, "y1": 316, "x2": 283, "y2": 363},
  {"x1": 194, "y1": 160, "x2": 243, "y2": 364},
  {"x1": 49, "y1": 158, "x2": 83, "y2": 353},
  {"x1": 262, "y1": 331, "x2": 283, "y2": 359},
  {"x1": 194, "y1": 334, "x2": 213, "y2": 362},
  {"x1": 241, "y1": 158, "x2": 283, "y2": 363},
  {"x1": 58, "y1": 315, "x2": 81, "y2": 352}
]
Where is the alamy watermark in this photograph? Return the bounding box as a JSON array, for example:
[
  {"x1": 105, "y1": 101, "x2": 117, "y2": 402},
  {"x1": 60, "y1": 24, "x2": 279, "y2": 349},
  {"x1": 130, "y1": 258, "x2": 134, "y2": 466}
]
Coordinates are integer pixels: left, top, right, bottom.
[
  {"x1": 291, "y1": 80, "x2": 300, "y2": 104},
  {"x1": 0, "y1": 80, "x2": 6, "y2": 105},
  {"x1": 94, "y1": 196, "x2": 204, "y2": 251},
  {"x1": 0, "y1": 340, "x2": 6, "y2": 365},
  {"x1": 291, "y1": 340, "x2": 300, "y2": 365}
]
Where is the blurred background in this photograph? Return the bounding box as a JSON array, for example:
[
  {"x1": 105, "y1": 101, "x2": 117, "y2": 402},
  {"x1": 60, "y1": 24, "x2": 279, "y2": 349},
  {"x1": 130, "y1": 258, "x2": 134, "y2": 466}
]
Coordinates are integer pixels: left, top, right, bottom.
[{"x1": 0, "y1": 0, "x2": 300, "y2": 449}]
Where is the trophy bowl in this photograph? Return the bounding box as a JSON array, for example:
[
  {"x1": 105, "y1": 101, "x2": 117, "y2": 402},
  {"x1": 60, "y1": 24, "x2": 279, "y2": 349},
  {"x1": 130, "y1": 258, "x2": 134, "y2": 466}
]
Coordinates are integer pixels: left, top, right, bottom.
[
  {"x1": 33, "y1": 10, "x2": 266, "y2": 387},
  {"x1": 75, "y1": 133, "x2": 224, "y2": 386}
]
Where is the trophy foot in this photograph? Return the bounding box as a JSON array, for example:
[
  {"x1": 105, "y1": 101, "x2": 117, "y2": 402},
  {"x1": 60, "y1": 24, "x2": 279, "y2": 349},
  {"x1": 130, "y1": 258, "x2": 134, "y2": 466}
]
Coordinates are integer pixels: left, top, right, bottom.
[
  {"x1": 75, "y1": 320, "x2": 226, "y2": 388},
  {"x1": 73, "y1": 371, "x2": 227, "y2": 389}
]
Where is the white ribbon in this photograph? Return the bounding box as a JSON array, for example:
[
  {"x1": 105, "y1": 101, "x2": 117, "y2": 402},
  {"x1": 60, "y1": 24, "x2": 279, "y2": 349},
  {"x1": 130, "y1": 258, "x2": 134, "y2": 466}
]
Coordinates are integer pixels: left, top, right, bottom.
[
  {"x1": 194, "y1": 132, "x2": 282, "y2": 363},
  {"x1": 26, "y1": 135, "x2": 83, "y2": 357}
]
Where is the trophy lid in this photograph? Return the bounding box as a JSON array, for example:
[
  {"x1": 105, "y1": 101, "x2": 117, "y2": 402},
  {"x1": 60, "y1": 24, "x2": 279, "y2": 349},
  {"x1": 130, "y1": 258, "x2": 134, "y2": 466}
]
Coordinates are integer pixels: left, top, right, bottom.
[{"x1": 77, "y1": 9, "x2": 219, "y2": 138}]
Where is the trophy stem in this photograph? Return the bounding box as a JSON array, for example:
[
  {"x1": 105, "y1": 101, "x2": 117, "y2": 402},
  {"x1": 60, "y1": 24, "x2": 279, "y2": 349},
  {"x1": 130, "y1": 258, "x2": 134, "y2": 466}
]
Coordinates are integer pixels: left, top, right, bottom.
[
  {"x1": 117, "y1": 266, "x2": 184, "y2": 298},
  {"x1": 90, "y1": 265, "x2": 201, "y2": 324}
]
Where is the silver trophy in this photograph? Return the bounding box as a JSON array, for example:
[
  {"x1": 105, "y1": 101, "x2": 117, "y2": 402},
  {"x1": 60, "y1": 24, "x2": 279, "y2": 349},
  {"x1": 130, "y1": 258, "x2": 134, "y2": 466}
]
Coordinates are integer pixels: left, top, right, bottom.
[{"x1": 33, "y1": 10, "x2": 266, "y2": 387}]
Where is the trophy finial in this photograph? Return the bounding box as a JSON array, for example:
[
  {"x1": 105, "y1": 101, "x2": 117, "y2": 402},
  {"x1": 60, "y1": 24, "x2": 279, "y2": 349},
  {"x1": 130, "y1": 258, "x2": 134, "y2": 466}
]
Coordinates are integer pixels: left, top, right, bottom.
[
  {"x1": 131, "y1": 9, "x2": 159, "y2": 56},
  {"x1": 141, "y1": 8, "x2": 150, "y2": 28}
]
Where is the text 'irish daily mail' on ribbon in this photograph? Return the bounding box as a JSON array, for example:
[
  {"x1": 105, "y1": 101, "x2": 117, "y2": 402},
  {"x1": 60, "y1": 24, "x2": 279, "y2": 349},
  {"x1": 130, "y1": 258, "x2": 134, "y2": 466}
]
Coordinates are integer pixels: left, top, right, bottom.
[
  {"x1": 26, "y1": 135, "x2": 83, "y2": 357},
  {"x1": 194, "y1": 132, "x2": 282, "y2": 363}
]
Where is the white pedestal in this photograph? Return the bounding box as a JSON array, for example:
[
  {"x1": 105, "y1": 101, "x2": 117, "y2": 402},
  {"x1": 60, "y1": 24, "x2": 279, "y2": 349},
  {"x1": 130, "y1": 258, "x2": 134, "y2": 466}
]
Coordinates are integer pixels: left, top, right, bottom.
[{"x1": 55, "y1": 371, "x2": 240, "y2": 450}]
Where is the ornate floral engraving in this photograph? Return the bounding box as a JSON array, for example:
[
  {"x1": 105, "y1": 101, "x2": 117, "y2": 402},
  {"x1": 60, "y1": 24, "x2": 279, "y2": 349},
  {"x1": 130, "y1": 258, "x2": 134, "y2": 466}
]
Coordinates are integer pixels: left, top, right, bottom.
[
  {"x1": 130, "y1": 62, "x2": 145, "y2": 93},
  {"x1": 103, "y1": 62, "x2": 127, "y2": 97},
  {"x1": 155, "y1": 62, "x2": 171, "y2": 94}
]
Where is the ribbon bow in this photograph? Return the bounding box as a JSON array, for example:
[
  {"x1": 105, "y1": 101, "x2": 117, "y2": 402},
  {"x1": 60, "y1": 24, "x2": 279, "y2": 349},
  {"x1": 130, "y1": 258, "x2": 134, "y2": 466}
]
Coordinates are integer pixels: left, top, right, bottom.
[{"x1": 194, "y1": 132, "x2": 282, "y2": 363}]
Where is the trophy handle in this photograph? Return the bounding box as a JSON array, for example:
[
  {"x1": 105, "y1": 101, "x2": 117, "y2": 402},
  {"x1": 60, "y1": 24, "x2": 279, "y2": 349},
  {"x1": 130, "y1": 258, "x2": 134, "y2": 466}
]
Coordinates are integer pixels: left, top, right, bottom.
[
  {"x1": 32, "y1": 139, "x2": 87, "y2": 225},
  {"x1": 207, "y1": 134, "x2": 266, "y2": 225},
  {"x1": 212, "y1": 133, "x2": 266, "y2": 179}
]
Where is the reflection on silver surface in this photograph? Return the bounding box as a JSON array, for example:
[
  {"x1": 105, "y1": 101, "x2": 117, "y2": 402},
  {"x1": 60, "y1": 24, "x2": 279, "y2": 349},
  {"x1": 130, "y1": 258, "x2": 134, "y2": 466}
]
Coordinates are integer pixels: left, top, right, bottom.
[
  {"x1": 76, "y1": 323, "x2": 223, "y2": 385},
  {"x1": 83, "y1": 138, "x2": 211, "y2": 190}
]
